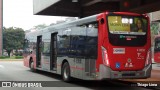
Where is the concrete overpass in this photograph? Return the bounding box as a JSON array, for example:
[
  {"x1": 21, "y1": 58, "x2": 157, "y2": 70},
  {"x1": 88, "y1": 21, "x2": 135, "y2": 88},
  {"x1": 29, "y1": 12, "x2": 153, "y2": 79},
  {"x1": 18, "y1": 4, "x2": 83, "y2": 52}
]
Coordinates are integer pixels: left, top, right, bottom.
[{"x1": 33, "y1": 0, "x2": 160, "y2": 17}]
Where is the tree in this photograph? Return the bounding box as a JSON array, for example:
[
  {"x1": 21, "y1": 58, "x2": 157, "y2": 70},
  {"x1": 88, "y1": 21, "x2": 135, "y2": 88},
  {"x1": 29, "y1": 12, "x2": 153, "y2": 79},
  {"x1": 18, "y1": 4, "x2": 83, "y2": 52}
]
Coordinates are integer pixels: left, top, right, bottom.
[
  {"x1": 33, "y1": 24, "x2": 47, "y2": 30},
  {"x1": 151, "y1": 22, "x2": 159, "y2": 35},
  {"x1": 150, "y1": 22, "x2": 160, "y2": 46},
  {"x1": 3, "y1": 27, "x2": 25, "y2": 57}
]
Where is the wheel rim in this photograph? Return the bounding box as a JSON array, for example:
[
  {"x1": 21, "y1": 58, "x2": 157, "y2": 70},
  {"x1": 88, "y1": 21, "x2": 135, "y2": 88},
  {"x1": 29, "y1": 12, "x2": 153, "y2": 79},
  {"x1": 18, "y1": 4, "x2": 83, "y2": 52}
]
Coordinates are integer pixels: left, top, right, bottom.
[{"x1": 64, "y1": 66, "x2": 69, "y2": 79}]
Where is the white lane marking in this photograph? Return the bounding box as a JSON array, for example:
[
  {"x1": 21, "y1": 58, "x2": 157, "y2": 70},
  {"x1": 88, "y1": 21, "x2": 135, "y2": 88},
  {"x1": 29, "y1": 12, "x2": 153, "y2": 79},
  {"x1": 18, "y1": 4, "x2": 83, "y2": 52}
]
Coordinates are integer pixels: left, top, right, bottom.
[{"x1": 0, "y1": 65, "x2": 4, "y2": 68}]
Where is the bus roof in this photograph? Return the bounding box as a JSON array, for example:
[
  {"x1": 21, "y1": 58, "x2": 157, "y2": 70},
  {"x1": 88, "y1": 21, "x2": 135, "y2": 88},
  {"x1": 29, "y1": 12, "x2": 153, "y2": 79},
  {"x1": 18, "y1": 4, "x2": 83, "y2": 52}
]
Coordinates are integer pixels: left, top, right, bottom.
[
  {"x1": 26, "y1": 14, "x2": 98, "y2": 36},
  {"x1": 25, "y1": 11, "x2": 146, "y2": 37}
]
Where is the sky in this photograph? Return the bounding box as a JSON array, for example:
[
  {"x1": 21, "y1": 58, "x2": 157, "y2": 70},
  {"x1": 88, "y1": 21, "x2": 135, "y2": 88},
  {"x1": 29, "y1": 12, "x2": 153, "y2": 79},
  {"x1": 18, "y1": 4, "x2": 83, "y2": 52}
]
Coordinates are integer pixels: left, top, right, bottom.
[{"x1": 3, "y1": 0, "x2": 67, "y2": 30}]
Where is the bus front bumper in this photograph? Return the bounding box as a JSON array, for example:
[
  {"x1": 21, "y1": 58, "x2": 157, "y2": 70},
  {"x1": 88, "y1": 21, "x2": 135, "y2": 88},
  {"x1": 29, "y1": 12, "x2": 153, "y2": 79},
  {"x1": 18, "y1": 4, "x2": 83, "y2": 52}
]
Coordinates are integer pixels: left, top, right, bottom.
[{"x1": 98, "y1": 64, "x2": 152, "y2": 79}]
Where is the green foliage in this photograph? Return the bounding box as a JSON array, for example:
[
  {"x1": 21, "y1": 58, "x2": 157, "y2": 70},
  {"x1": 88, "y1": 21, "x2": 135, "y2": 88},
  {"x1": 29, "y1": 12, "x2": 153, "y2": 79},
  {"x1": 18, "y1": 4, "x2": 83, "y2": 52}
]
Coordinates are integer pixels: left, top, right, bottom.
[
  {"x1": 15, "y1": 56, "x2": 23, "y2": 59},
  {"x1": 150, "y1": 23, "x2": 159, "y2": 35},
  {"x1": 0, "y1": 56, "x2": 23, "y2": 59},
  {"x1": 3, "y1": 27, "x2": 25, "y2": 57},
  {"x1": 0, "y1": 56, "x2": 9, "y2": 59},
  {"x1": 34, "y1": 24, "x2": 47, "y2": 30},
  {"x1": 14, "y1": 51, "x2": 23, "y2": 56},
  {"x1": 150, "y1": 22, "x2": 160, "y2": 46}
]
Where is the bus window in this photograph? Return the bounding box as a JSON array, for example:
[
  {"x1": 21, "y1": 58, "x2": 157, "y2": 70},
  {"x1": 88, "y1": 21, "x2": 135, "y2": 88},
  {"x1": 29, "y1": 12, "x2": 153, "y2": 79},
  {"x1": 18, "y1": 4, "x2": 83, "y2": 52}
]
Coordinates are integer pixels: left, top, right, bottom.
[
  {"x1": 107, "y1": 15, "x2": 148, "y2": 46},
  {"x1": 108, "y1": 16, "x2": 147, "y2": 35},
  {"x1": 71, "y1": 27, "x2": 86, "y2": 57},
  {"x1": 58, "y1": 29, "x2": 71, "y2": 56},
  {"x1": 42, "y1": 42, "x2": 50, "y2": 55},
  {"x1": 85, "y1": 23, "x2": 98, "y2": 59}
]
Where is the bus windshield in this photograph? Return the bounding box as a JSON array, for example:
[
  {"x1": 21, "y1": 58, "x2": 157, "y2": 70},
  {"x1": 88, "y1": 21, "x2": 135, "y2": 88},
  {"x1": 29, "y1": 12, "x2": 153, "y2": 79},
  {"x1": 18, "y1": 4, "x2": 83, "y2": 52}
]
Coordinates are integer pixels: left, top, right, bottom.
[
  {"x1": 108, "y1": 16, "x2": 147, "y2": 35},
  {"x1": 107, "y1": 15, "x2": 148, "y2": 46}
]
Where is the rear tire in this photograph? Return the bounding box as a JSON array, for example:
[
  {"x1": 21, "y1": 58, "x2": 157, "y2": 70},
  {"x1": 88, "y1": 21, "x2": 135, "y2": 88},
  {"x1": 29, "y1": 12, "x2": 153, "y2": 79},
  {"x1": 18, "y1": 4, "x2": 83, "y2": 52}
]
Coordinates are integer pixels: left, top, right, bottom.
[{"x1": 62, "y1": 62, "x2": 71, "y2": 82}]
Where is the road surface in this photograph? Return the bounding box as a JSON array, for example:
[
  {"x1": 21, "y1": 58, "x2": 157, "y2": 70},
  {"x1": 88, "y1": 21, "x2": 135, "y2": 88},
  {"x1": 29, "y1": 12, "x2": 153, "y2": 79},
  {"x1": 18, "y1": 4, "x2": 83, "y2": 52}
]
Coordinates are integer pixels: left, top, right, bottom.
[{"x1": 0, "y1": 61, "x2": 158, "y2": 90}]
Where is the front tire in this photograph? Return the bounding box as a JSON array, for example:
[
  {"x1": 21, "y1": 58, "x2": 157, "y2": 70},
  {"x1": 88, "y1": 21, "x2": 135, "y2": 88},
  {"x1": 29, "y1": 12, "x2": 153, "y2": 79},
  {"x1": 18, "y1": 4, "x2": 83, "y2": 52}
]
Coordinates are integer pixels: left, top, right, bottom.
[
  {"x1": 62, "y1": 62, "x2": 71, "y2": 82},
  {"x1": 30, "y1": 60, "x2": 36, "y2": 72}
]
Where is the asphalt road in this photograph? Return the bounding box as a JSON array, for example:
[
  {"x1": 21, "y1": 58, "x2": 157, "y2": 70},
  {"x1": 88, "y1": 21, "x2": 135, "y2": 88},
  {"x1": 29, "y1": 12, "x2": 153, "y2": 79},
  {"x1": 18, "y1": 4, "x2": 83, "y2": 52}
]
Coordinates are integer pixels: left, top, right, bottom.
[{"x1": 0, "y1": 61, "x2": 156, "y2": 90}]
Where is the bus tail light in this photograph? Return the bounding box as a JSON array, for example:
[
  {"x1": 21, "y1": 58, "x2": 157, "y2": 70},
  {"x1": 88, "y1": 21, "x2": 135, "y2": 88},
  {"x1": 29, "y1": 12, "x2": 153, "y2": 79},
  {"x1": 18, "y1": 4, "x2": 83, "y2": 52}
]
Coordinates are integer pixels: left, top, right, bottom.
[
  {"x1": 102, "y1": 47, "x2": 110, "y2": 66},
  {"x1": 145, "y1": 49, "x2": 152, "y2": 66}
]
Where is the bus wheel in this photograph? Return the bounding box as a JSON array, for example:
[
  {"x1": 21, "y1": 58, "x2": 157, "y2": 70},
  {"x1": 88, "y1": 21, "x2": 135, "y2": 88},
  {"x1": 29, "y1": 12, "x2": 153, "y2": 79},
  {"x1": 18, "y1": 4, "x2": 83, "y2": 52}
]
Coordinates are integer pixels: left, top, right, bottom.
[
  {"x1": 30, "y1": 60, "x2": 35, "y2": 72},
  {"x1": 62, "y1": 62, "x2": 71, "y2": 82}
]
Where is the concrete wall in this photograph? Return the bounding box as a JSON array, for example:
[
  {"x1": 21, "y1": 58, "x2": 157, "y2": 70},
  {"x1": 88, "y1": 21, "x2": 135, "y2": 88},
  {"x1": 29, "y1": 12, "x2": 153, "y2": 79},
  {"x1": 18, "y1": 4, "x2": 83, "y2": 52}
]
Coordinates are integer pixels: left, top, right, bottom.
[{"x1": 151, "y1": 10, "x2": 160, "y2": 22}]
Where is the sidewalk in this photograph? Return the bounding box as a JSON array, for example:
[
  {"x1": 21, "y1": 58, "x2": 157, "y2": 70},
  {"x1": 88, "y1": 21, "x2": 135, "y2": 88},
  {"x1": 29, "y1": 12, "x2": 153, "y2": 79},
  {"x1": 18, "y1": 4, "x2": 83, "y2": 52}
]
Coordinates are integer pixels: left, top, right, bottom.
[{"x1": 152, "y1": 63, "x2": 160, "y2": 70}]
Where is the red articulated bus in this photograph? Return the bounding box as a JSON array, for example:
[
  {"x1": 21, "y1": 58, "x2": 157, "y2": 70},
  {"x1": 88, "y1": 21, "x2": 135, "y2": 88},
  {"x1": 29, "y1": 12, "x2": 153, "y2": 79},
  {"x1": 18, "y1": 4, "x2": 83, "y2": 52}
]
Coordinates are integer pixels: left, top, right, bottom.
[
  {"x1": 153, "y1": 35, "x2": 160, "y2": 63},
  {"x1": 23, "y1": 12, "x2": 152, "y2": 82}
]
